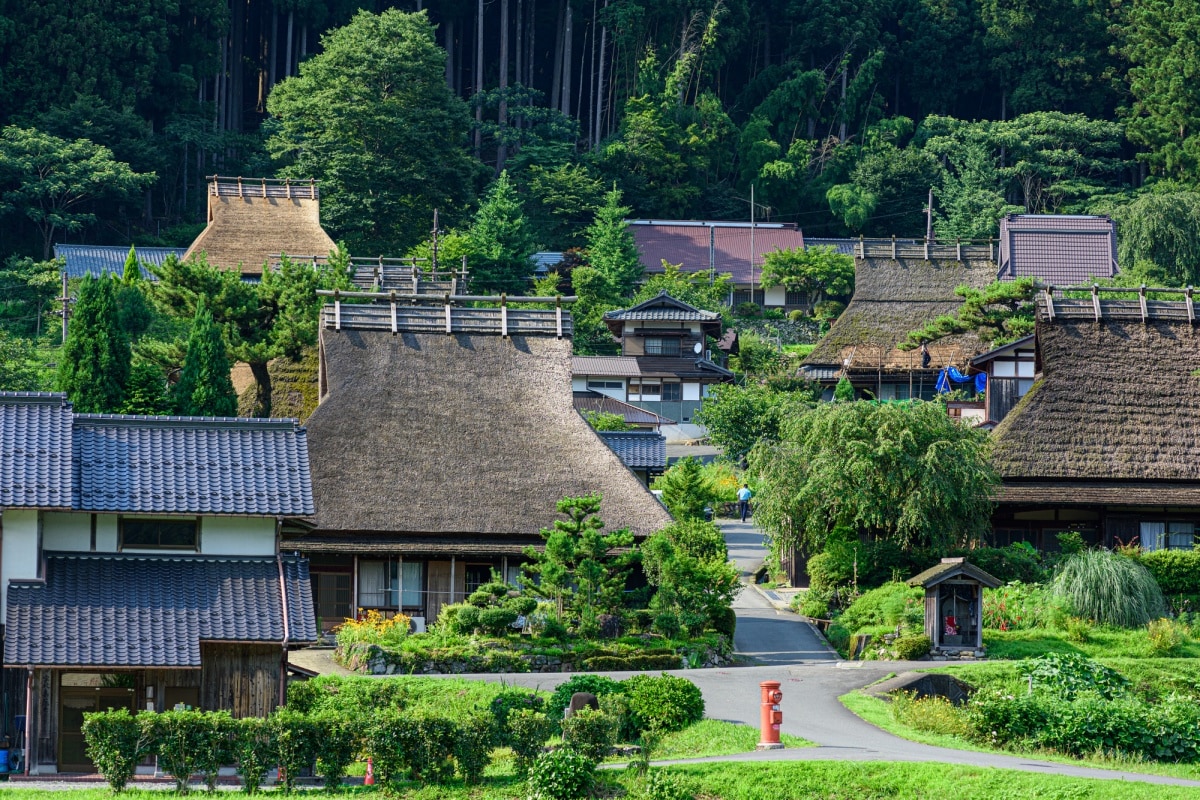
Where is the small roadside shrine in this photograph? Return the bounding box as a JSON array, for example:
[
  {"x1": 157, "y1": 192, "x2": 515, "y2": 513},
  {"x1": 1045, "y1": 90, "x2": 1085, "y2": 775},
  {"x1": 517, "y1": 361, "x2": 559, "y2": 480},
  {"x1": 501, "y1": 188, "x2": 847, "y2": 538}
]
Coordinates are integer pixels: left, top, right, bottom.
[{"x1": 907, "y1": 558, "x2": 1002, "y2": 656}]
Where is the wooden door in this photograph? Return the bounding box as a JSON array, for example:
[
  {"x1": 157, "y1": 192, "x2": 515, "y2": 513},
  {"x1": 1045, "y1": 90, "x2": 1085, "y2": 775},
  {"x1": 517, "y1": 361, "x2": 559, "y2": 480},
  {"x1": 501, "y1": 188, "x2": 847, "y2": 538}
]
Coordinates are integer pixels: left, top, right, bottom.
[
  {"x1": 58, "y1": 689, "x2": 134, "y2": 772},
  {"x1": 427, "y1": 561, "x2": 452, "y2": 625}
]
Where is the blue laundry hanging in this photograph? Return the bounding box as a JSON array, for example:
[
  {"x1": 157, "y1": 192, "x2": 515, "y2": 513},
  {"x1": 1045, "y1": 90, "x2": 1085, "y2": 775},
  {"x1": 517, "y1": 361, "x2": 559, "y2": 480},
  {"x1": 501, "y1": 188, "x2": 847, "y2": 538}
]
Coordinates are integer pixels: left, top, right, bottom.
[{"x1": 935, "y1": 367, "x2": 986, "y2": 394}]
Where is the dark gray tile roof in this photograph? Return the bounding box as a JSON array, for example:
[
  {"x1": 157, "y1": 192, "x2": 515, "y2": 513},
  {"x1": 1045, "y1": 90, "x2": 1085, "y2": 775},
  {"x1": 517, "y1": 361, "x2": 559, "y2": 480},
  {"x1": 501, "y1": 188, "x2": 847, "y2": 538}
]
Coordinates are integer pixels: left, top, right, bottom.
[
  {"x1": 604, "y1": 293, "x2": 721, "y2": 322},
  {"x1": 5, "y1": 552, "x2": 316, "y2": 667},
  {"x1": 907, "y1": 558, "x2": 1002, "y2": 590},
  {"x1": 598, "y1": 430, "x2": 667, "y2": 470},
  {"x1": 0, "y1": 394, "x2": 73, "y2": 509},
  {"x1": 73, "y1": 414, "x2": 314, "y2": 515},
  {"x1": 54, "y1": 244, "x2": 186, "y2": 280},
  {"x1": 997, "y1": 214, "x2": 1118, "y2": 284}
]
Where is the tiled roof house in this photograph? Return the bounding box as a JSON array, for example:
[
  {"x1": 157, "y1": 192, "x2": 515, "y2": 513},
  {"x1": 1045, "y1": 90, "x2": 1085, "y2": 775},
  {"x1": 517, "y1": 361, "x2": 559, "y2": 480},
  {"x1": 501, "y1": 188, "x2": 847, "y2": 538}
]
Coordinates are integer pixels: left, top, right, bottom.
[
  {"x1": 997, "y1": 214, "x2": 1118, "y2": 284},
  {"x1": 0, "y1": 393, "x2": 315, "y2": 774}
]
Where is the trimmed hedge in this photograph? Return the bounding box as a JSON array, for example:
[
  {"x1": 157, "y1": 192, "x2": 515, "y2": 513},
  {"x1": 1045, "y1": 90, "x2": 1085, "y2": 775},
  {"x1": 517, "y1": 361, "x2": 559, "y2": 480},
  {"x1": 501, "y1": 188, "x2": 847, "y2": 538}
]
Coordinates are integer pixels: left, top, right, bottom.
[
  {"x1": 1139, "y1": 549, "x2": 1200, "y2": 595},
  {"x1": 624, "y1": 673, "x2": 705, "y2": 734},
  {"x1": 80, "y1": 708, "x2": 144, "y2": 793}
]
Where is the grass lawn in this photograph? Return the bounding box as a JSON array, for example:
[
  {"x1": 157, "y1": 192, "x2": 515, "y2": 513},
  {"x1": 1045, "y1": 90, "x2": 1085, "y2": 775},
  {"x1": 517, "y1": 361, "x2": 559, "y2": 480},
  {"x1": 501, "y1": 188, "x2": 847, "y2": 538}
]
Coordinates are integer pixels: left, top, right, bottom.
[
  {"x1": 626, "y1": 719, "x2": 813, "y2": 761},
  {"x1": 5, "y1": 762, "x2": 1198, "y2": 798},
  {"x1": 983, "y1": 627, "x2": 1200, "y2": 659}
]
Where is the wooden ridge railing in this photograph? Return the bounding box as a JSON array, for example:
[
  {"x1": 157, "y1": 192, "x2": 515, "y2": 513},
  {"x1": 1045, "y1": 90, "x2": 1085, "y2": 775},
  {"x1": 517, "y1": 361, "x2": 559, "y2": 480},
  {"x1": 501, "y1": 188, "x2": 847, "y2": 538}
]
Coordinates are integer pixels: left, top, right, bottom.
[
  {"x1": 1039, "y1": 284, "x2": 1199, "y2": 324},
  {"x1": 209, "y1": 176, "x2": 318, "y2": 199},
  {"x1": 853, "y1": 236, "x2": 997, "y2": 263},
  {"x1": 317, "y1": 290, "x2": 577, "y2": 339}
]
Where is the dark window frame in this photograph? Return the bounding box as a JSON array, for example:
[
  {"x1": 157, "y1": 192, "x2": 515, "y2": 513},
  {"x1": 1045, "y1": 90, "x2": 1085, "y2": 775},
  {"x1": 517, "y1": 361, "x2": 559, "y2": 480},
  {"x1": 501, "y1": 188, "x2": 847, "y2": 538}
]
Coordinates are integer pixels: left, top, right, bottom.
[
  {"x1": 118, "y1": 517, "x2": 200, "y2": 551},
  {"x1": 661, "y1": 382, "x2": 682, "y2": 402},
  {"x1": 644, "y1": 337, "x2": 681, "y2": 356}
]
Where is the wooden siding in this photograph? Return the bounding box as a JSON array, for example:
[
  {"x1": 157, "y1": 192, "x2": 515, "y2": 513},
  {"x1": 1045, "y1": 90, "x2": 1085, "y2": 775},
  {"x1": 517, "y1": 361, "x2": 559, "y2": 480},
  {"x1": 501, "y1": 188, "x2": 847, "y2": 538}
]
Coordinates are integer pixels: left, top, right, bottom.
[
  {"x1": 201, "y1": 644, "x2": 282, "y2": 718},
  {"x1": 988, "y1": 377, "x2": 1022, "y2": 423}
]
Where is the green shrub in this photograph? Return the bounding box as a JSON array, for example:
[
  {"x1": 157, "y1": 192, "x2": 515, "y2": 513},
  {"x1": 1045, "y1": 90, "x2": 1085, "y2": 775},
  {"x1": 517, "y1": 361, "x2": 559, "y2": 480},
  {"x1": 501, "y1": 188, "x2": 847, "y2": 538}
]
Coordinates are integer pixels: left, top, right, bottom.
[
  {"x1": 454, "y1": 710, "x2": 495, "y2": 784},
  {"x1": 140, "y1": 709, "x2": 212, "y2": 793},
  {"x1": 312, "y1": 711, "x2": 359, "y2": 792},
  {"x1": 510, "y1": 596, "x2": 539, "y2": 617},
  {"x1": 583, "y1": 653, "x2": 681, "y2": 671},
  {"x1": 454, "y1": 604, "x2": 482, "y2": 633},
  {"x1": 233, "y1": 717, "x2": 276, "y2": 795},
  {"x1": 797, "y1": 590, "x2": 830, "y2": 619},
  {"x1": 507, "y1": 709, "x2": 552, "y2": 776},
  {"x1": 540, "y1": 616, "x2": 569, "y2": 639},
  {"x1": 1064, "y1": 615, "x2": 1092, "y2": 643},
  {"x1": 628, "y1": 770, "x2": 696, "y2": 800},
  {"x1": 836, "y1": 582, "x2": 924, "y2": 633},
  {"x1": 599, "y1": 692, "x2": 636, "y2": 743},
  {"x1": 710, "y1": 606, "x2": 736, "y2": 639},
  {"x1": 1053, "y1": 549, "x2": 1166, "y2": 627},
  {"x1": 547, "y1": 675, "x2": 625, "y2": 725},
  {"x1": 287, "y1": 674, "x2": 408, "y2": 716},
  {"x1": 983, "y1": 581, "x2": 1063, "y2": 631},
  {"x1": 889, "y1": 692, "x2": 971, "y2": 737},
  {"x1": 526, "y1": 748, "x2": 596, "y2": 800},
  {"x1": 365, "y1": 710, "x2": 408, "y2": 786},
  {"x1": 624, "y1": 674, "x2": 704, "y2": 734},
  {"x1": 195, "y1": 711, "x2": 236, "y2": 793},
  {"x1": 893, "y1": 634, "x2": 931, "y2": 660},
  {"x1": 479, "y1": 606, "x2": 519, "y2": 635},
  {"x1": 652, "y1": 611, "x2": 681, "y2": 639},
  {"x1": 1140, "y1": 549, "x2": 1200, "y2": 595},
  {"x1": 1017, "y1": 653, "x2": 1129, "y2": 700},
  {"x1": 489, "y1": 688, "x2": 545, "y2": 745},
  {"x1": 81, "y1": 708, "x2": 143, "y2": 793},
  {"x1": 270, "y1": 708, "x2": 319, "y2": 791},
  {"x1": 405, "y1": 713, "x2": 458, "y2": 783},
  {"x1": 1056, "y1": 530, "x2": 1086, "y2": 555},
  {"x1": 948, "y1": 543, "x2": 1046, "y2": 584},
  {"x1": 561, "y1": 707, "x2": 616, "y2": 762},
  {"x1": 1148, "y1": 618, "x2": 1187, "y2": 655}
]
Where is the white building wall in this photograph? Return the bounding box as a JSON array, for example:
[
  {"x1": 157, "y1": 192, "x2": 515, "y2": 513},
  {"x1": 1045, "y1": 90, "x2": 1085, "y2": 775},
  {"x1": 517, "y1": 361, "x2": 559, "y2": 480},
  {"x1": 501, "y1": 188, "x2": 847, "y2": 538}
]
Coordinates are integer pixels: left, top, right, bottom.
[
  {"x1": 201, "y1": 517, "x2": 276, "y2": 555},
  {"x1": 96, "y1": 515, "x2": 118, "y2": 551},
  {"x1": 764, "y1": 286, "x2": 787, "y2": 306},
  {"x1": 1, "y1": 509, "x2": 41, "y2": 619},
  {"x1": 42, "y1": 512, "x2": 91, "y2": 552},
  {"x1": 683, "y1": 382, "x2": 701, "y2": 401},
  {"x1": 571, "y1": 377, "x2": 588, "y2": 391}
]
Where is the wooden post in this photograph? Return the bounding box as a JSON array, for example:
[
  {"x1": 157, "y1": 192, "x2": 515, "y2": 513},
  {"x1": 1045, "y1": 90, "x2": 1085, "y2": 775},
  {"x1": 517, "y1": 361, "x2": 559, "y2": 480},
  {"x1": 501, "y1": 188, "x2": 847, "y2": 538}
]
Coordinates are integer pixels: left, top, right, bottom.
[
  {"x1": 237, "y1": 176, "x2": 243, "y2": 197},
  {"x1": 956, "y1": 238, "x2": 962, "y2": 262},
  {"x1": 500, "y1": 294, "x2": 509, "y2": 338},
  {"x1": 450, "y1": 557, "x2": 456, "y2": 604},
  {"x1": 1043, "y1": 287, "x2": 1055, "y2": 320},
  {"x1": 333, "y1": 289, "x2": 341, "y2": 331},
  {"x1": 445, "y1": 293, "x2": 453, "y2": 334},
  {"x1": 389, "y1": 291, "x2": 398, "y2": 334},
  {"x1": 1188, "y1": 287, "x2": 1195, "y2": 325},
  {"x1": 1092, "y1": 283, "x2": 1101, "y2": 321},
  {"x1": 555, "y1": 296, "x2": 563, "y2": 338},
  {"x1": 891, "y1": 235, "x2": 896, "y2": 260},
  {"x1": 858, "y1": 234, "x2": 865, "y2": 259},
  {"x1": 1139, "y1": 284, "x2": 1148, "y2": 323}
]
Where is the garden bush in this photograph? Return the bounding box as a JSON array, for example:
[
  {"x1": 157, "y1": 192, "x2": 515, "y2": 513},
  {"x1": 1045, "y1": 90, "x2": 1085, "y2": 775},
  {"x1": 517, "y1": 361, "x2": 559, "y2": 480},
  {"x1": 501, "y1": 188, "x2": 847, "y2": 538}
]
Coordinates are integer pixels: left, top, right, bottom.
[
  {"x1": 270, "y1": 708, "x2": 319, "y2": 792},
  {"x1": 1148, "y1": 618, "x2": 1187, "y2": 655},
  {"x1": 889, "y1": 692, "x2": 972, "y2": 737},
  {"x1": 982, "y1": 581, "x2": 1062, "y2": 631},
  {"x1": 454, "y1": 710, "x2": 495, "y2": 784},
  {"x1": 652, "y1": 611, "x2": 682, "y2": 639},
  {"x1": 81, "y1": 708, "x2": 143, "y2": 793},
  {"x1": 583, "y1": 653, "x2": 681, "y2": 671},
  {"x1": 489, "y1": 688, "x2": 545, "y2": 745},
  {"x1": 526, "y1": 747, "x2": 596, "y2": 800},
  {"x1": 893, "y1": 634, "x2": 931, "y2": 660},
  {"x1": 624, "y1": 674, "x2": 704, "y2": 734},
  {"x1": 287, "y1": 674, "x2": 408, "y2": 716},
  {"x1": 627, "y1": 770, "x2": 696, "y2": 800},
  {"x1": 336, "y1": 608, "x2": 411, "y2": 648},
  {"x1": 233, "y1": 716, "x2": 276, "y2": 794},
  {"x1": 547, "y1": 675, "x2": 625, "y2": 725},
  {"x1": 599, "y1": 692, "x2": 636, "y2": 743},
  {"x1": 1138, "y1": 549, "x2": 1200, "y2": 595},
  {"x1": 478, "y1": 606, "x2": 519, "y2": 635},
  {"x1": 836, "y1": 582, "x2": 924, "y2": 634},
  {"x1": 453, "y1": 604, "x2": 482, "y2": 633},
  {"x1": 507, "y1": 709, "x2": 552, "y2": 776},
  {"x1": 194, "y1": 711, "x2": 236, "y2": 793},
  {"x1": 1053, "y1": 550, "x2": 1166, "y2": 627},
  {"x1": 561, "y1": 707, "x2": 616, "y2": 762},
  {"x1": 711, "y1": 606, "x2": 736, "y2": 639},
  {"x1": 312, "y1": 710, "x2": 359, "y2": 791},
  {"x1": 140, "y1": 709, "x2": 213, "y2": 793}
]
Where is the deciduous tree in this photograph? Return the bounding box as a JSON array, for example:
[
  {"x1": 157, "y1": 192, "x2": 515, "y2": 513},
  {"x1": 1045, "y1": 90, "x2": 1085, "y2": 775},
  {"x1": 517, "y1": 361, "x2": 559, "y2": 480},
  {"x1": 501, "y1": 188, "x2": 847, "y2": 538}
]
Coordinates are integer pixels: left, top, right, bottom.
[{"x1": 760, "y1": 246, "x2": 854, "y2": 314}]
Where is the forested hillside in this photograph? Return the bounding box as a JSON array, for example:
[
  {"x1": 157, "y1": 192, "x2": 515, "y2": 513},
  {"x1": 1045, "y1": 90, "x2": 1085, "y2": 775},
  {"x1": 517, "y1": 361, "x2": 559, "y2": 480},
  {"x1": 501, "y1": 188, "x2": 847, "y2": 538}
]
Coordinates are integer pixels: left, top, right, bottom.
[{"x1": 1, "y1": 0, "x2": 1199, "y2": 270}]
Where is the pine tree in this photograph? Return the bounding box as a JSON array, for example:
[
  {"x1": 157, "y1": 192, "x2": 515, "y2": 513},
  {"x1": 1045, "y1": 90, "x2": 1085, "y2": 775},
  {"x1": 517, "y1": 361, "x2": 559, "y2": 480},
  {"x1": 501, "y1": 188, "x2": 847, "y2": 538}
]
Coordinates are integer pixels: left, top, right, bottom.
[
  {"x1": 122, "y1": 245, "x2": 140, "y2": 284},
  {"x1": 172, "y1": 299, "x2": 237, "y2": 417},
  {"x1": 834, "y1": 377, "x2": 856, "y2": 402},
  {"x1": 655, "y1": 457, "x2": 715, "y2": 521},
  {"x1": 56, "y1": 274, "x2": 130, "y2": 412},
  {"x1": 121, "y1": 360, "x2": 170, "y2": 415},
  {"x1": 465, "y1": 171, "x2": 537, "y2": 294}
]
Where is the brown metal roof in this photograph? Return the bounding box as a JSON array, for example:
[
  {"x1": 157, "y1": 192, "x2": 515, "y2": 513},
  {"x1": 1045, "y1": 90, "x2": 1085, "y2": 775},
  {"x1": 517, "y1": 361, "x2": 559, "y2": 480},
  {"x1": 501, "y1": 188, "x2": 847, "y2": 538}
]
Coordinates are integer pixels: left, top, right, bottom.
[
  {"x1": 572, "y1": 356, "x2": 642, "y2": 377},
  {"x1": 572, "y1": 391, "x2": 674, "y2": 426},
  {"x1": 628, "y1": 221, "x2": 805, "y2": 284}
]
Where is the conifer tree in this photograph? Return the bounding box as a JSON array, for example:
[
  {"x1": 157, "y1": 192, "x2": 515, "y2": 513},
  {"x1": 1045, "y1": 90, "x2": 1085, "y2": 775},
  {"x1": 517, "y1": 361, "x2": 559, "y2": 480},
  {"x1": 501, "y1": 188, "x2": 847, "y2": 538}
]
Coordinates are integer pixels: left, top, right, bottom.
[
  {"x1": 584, "y1": 186, "x2": 642, "y2": 300},
  {"x1": 56, "y1": 274, "x2": 130, "y2": 412},
  {"x1": 121, "y1": 245, "x2": 140, "y2": 284},
  {"x1": 465, "y1": 171, "x2": 537, "y2": 294},
  {"x1": 172, "y1": 299, "x2": 237, "y2": 417},
  {"x1": 655, "y1": 457, "x2": 715, "y2": 521},
  {"x1": 834, "y1": 377, "x2": 856, "y2": 402},
  {"x1": 121, "y1": 360, "x2": 170, "y2": 415}
]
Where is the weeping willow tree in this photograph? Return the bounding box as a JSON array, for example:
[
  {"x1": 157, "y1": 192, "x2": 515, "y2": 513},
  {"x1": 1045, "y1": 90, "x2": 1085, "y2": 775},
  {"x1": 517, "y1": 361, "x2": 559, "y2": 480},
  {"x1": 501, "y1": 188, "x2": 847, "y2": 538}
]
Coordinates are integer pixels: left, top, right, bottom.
[{"x1": 1052, "y1": 549, "x2": 1166, "y2": 628}]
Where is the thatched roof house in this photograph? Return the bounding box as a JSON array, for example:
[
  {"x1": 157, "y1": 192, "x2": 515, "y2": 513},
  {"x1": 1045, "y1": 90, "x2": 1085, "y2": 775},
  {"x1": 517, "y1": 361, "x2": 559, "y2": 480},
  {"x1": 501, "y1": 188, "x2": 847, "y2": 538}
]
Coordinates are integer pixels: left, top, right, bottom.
[
  {"x1": 287, "y1": 297, "x2": 673, "y2": 628},
  {"x1": 183, "y1": 176, "x2": 336, "y2": 277},
  {"x1": 801, "y1": 255, "x2": 995, "y2": 398},
  {"x1": 989, "y1": 292, "x2": 1200, "y2": 551}
]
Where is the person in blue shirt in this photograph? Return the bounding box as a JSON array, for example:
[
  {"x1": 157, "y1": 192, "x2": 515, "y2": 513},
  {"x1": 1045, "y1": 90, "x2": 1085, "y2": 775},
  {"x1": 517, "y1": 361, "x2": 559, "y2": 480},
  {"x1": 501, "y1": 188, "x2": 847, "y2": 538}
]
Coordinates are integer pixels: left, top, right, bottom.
[{"x1": 737, "y1": 484, "x2": 753, "y2": 522}]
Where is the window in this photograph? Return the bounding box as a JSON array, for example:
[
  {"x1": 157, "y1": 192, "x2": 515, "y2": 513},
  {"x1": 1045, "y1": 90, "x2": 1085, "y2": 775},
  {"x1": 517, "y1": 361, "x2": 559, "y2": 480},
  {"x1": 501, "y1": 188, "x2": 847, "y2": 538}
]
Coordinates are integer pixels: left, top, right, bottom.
[
  {"x1": 586, "y1": 380, "x2": 623, "y2": 391},
  {"x1": 629, "y1": 380, "x2": 661, "y2": 401},
  {"x1": 785, "y1": 290, "x2": 807, "y2": 306},
  {"x1": 644, "y1": 337, "x2": 681, "y2": 356},
  {"x1": 1141, "y1": 522, "x2": 1195, "y2": 551},
  {"x1": 465, "y1": 564, "x2": 493, "y2": 593},
  {"x1": 661, "y1": 382, "x2": 682, "y2": 402},
  {"x1": 120, "y1": 518, "x2": 198, "y2": 550},
  {"x1": 359, "y1": 560, "x2": 425, "y2": 608}
]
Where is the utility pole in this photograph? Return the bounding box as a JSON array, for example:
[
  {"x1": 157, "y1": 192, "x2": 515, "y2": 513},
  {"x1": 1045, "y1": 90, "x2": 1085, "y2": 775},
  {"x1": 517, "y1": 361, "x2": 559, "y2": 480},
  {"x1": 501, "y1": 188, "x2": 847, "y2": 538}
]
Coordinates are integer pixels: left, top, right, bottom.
[
  {"x1": 925, "y1": 188, "x2": 934, "y2": 243},
  {"x1": 750, "y1": 184, "x2": 756, "y2": 305},
  {"x1": 58, "y1": 272, "x2": 71, "y2": 343}
]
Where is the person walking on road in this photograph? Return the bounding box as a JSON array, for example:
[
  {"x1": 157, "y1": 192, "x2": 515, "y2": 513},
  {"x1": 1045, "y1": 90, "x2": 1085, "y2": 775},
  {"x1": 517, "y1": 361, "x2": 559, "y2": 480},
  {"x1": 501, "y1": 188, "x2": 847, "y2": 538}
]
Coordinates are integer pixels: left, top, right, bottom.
[{"x1": 737, "y1": 483, "x2": 753, "y2": 522}]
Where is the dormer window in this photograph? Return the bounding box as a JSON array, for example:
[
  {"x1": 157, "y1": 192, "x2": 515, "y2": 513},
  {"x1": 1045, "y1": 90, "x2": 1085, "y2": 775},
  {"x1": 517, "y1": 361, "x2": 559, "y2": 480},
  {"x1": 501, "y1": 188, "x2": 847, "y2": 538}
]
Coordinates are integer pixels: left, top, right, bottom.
[{"x1": 645, "y1": 337, "x2": 681, "y2": 356}]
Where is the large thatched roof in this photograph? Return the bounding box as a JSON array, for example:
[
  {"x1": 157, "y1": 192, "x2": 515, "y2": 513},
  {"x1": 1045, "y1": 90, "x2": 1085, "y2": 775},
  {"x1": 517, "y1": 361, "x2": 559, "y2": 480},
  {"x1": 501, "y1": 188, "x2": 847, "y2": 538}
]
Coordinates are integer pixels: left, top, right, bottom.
[
  {"x1": 299, "y1": 320, "x2": 673, "y2": 542},
  {"x1": 992, "y1": 298, "x2": 1200, "y2": 503},
  {"x1": 183, "y1": 178, "x2": 336, "y2": 276},
  {"x1": 803, "y1": 256, "x2": 995, "y2": 372}
]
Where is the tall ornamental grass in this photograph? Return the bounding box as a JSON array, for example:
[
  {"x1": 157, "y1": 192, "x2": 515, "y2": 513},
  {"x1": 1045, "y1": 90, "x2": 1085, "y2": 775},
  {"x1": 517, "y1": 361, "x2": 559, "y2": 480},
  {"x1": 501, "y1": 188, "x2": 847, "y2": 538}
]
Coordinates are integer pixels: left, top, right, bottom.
[{"x1": 1052, "y1": 550, "x2": 1166, "y2": 628}]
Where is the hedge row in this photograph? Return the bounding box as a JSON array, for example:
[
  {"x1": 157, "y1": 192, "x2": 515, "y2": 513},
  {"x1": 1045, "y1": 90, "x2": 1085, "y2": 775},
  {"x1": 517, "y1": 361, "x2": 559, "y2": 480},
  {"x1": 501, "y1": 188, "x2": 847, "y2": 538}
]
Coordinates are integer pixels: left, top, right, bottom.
[{"x1": 1137, "y1": 549, "x2": 1200, "y2": 596}]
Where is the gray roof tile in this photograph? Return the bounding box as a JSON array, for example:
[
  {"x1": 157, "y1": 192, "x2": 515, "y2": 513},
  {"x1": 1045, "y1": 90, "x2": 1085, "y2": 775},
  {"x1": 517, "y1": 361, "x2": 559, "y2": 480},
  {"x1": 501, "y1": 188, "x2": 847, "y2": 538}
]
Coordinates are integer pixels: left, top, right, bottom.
[
  {"x1": 73, "y1": 414, "x2": 314, "y2": 515},
  {"x1": 5, "y1": 552, "x2": 316, "y2": 667},
  {"x1": 0, "y1": 394, "x2": 73, "y2": 508},
  {"x1": 54, "y1": 245, "x2": 186, "y2": 280},
  {"x1": 998, "y1": 214, "x2": 1118, "y2": 284},
  {"x1": 598, "y1": 430, "x2": 667, "y2": 470}
]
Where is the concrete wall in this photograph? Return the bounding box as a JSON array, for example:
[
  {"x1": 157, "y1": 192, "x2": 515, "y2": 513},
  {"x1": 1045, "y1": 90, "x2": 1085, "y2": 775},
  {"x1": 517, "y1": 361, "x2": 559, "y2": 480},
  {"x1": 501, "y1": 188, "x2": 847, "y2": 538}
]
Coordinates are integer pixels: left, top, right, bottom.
[{"x1": 1, "y1": 509, "x2": 40, "y2": 619}]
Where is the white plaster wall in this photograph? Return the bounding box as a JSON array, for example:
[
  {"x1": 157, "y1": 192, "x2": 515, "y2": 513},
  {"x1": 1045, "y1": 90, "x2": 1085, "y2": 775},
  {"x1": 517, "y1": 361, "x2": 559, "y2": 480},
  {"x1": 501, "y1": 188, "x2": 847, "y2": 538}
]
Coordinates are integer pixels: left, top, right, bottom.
[
  {"x1": 1, "y1": 509, "x2": 41, "y2": 619},
  {"x1": 96, "y1": 515, "x2": 118, "y2": 551},
  {"x1": 683, "y1": 382, "x2": 701, "y2": 402},
  {"x1": 42, "y1": 512, "x2": 91, "y2": 552},
  {"x1": 200, "y1": 517, "x2": 276, "y2": 556},
  {"x1": 571, "y1": 377, "x2": 588, "y2": 391},
  {"x1": 765, "y1": 286, "x2": 787, "y2": 306}
]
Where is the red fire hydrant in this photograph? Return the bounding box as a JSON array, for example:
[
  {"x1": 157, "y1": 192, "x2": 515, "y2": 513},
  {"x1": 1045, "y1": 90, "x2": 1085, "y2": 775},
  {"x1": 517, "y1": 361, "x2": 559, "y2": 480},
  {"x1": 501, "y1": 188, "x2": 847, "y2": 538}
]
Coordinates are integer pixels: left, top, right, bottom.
[{"x1": 757, "y1": 680, "x2": 784, "y2": 750}]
